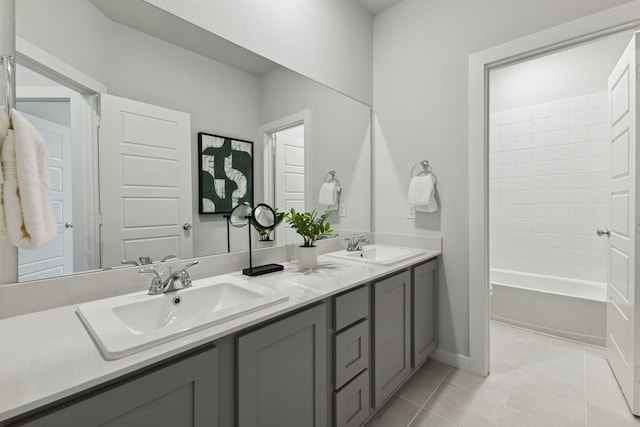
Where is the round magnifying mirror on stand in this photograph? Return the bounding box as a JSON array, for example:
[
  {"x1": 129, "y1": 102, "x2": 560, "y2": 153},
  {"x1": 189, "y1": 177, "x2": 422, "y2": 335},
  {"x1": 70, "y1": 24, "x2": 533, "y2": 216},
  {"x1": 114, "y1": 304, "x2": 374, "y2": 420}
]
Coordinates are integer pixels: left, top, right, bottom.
[
  {"x1": 229, "y1": 203, "x2": 252, "y2": 227},
  {"x1": 242, "y1": 203, "x2": 284, "y2": 277},
  {"x1": 252, "y1": 203, "x2": 276, "y2": 229}
]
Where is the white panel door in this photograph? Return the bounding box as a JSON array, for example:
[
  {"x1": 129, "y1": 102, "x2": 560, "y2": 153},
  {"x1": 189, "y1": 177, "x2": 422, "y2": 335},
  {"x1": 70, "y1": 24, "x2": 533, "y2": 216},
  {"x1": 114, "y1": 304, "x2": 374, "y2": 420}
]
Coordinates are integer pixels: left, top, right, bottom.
[
  {"x1": 274, "y1": 125, "x2": 305, "y2": 244},
  {"x1": 17, "y1": 112, "x2": 73, "y2": 281},
  {"x1": 99, "y1": 94, "x2": 192, "y2": 268},
  {"x1": 607, "y1": 33, "x2": 639, "y2": 414}
]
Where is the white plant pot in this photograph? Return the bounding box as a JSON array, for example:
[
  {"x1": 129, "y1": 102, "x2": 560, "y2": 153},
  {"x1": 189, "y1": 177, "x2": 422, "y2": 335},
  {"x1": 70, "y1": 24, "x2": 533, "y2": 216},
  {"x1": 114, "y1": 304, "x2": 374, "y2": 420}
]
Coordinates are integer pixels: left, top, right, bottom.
[{"x1": 297, "y1": 245, "x2": 318, "y2": 269}]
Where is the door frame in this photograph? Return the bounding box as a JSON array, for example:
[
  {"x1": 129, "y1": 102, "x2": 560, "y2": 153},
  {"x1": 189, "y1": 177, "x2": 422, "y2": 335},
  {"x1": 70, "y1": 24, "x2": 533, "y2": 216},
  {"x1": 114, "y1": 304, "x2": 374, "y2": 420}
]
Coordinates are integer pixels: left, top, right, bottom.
[{"x1": 468, "y1": 2, "x2": 640, "y2": 376}]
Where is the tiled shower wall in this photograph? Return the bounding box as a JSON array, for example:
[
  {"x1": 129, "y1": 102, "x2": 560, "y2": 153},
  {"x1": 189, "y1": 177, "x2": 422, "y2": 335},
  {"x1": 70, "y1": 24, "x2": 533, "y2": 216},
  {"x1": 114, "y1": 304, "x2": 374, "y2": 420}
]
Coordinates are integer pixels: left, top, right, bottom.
[{"x1": 489, "y1": 91, "x2": 609, "y2": 284}]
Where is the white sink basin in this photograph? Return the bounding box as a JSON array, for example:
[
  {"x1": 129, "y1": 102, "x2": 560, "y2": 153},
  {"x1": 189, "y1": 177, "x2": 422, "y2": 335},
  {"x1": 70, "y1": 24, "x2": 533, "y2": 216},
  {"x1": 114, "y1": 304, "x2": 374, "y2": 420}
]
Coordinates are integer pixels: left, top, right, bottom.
[
  {"x1": 77, "y1": 275, "x2": 288, "y2": 359},
  {"x1": 326, "y1": 244, "x2": 425, "y2": 266}
]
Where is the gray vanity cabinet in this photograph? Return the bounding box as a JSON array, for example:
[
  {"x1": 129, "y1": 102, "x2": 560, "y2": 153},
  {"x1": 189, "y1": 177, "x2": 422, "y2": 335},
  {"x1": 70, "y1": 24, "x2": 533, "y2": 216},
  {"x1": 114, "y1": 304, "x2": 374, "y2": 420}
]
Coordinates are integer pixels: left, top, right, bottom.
[
  {"x1": 16, "y1": 345, "x2": 218, "y2": 427},
  {"x1": 412, "y1": 259, "x2": 437, "y2": 367},
  {"x1": 236, "y1": 303, "x2": 328, "y2": 427},
  {"x1": 373, "y1": 270, "x2": 412, "y2": 407}
]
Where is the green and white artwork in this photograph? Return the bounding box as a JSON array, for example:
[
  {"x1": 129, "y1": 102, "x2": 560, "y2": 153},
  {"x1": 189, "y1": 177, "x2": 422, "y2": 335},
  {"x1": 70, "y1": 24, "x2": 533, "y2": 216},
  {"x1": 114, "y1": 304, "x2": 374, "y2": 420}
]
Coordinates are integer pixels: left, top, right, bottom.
[{"x1": 198, "y1": 132, "x2": 253, "y2": 214}]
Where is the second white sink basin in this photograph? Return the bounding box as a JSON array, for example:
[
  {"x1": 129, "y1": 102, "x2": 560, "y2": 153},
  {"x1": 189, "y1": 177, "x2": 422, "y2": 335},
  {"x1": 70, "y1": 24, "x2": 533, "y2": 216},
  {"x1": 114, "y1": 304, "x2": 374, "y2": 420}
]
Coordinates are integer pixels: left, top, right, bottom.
[
  {"x1": 326, "y1": 244, "x2": 425, "y2": 266},
  {"x1": 77, "y1": 275, "x2": 288, "y2": 359}
]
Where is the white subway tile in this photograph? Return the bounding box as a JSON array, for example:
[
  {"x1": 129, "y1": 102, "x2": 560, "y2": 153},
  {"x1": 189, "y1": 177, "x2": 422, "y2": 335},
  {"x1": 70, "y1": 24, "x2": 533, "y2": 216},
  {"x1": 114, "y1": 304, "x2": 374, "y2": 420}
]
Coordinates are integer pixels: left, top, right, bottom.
[
  {"x1": 499, "y1": 137, "x2": 515, "y2": 152},
  {"x1": 569, "y1": 265, "x2": 591, "y2": 281},
  {"x1": 591, "y1": 188, "x2": 609, "y2": 204},
  {"x1": 515, "y1": 135, "x2": 532, "y2": 150},
  {"x1": 547, "y1": 262, "x2": 569, "y2": 277},
  {"x1": 515, "y1": 121, "x2": 532, "y2": 136},
  {"x1": 502, "y1": 178, "x2": 516, "y2": 191},
  {"x1": 489, "y1": 113, "x2": 500, "y2": 127},
  {"x1": 531, "y1": 190, "x2": 547, "y2": 204},
  {"x1": 569, "y1": 158, "x2": 590, "y2": 174},
  {"x1": 514, "y1": 163, "x2": 532, "y2": 177},
  {"x1": 569, "y1": 95, "x2": 589, "y2": 112},
  {"x1": 515, "y1": 106, "x2": 533, "y2": 122},
  {"x1": 569, "y1": 127, "x2": 590, "y2": 143},
  {"x1": 589, "y1": 92, "x2": 607, "y2": 110},
  {"x1": 548, "y1": 174, "x2": 569, "y2": 189},
  {"x1": 569, "y1": 205, "x2": 591, "y2": 220},
  {"x1": 499, "y1": 110, "x2": 516, "y2": 125},
  {"x1": 569, "y1": 111, "x2": 589, "y2": 128},
  {"x1": 568, "y1": 173, "x2": 590, "y2": 190},
  {"x1": 547, "y1": 190, "x2": 569, "y2": 204},
  {"x1": 499, "y1": 151, "x2": 515, "y2": 165},
  {"x1": 514, "y1": 176, "x2": 533, "y2": 190},
  {"x1": 589, "y1": 172, "x2": 609, "y2": 188},
  {"x1": 589, "y1": 266, "x2": 607, "y2": 283},
  {"x1": 549, "y1": 99, "x2": 569, "y2": 115},
  {"x1": 589, "y1": 108, "x2": 608, "y2": 125},
  {"x1": 569, "y1": 249, "x2": 591, "y2": 265},
  {"x1": 589, "y1": 156, "x2": 609, "y2": 173},
  {"x1": 568, "y1": 142, "x2": 590, "y2": 158},
  {"x1": 569, "y1": 189, "x2": 591, "y2": 204},
  {"x1": 568, "y1": 219, "x2": 591, "y2": 235},
  {"x1": 589, "y1": 252, "x2": 607, "y2": 267},
  {"x1": 500, "y1": 124, "x2": 515, "y2": 138},
  {"x1": 549, "y1": 114, "x2": 569, "y2": 131},
  {"x1": 569, "y1": 235, "x2": 591, "y2": 250},
  {"x1": 532, "y1": 118, "x2": 550, "y2": 134},
  {"x1": 589, "y1": 140, "x2": 609, "y2": 157},
  {"x1": 549, "y1": 130, "x2": 569, "y2": 145},
  {"x1": 532, "y1": 133, "x2": 550, "y2": 147},
  {"x1": 489, "y1": 125, "x2": 500, "y2": 140},
  {"x1": 590, "y1": 124, "x2": 608, "y2": 141},
  {"x1": 531, "y1": 103, "x2": 549, "y2": 119},
  {"x1": 590, "y1": 203, "x2": 608, "y2": 220}
]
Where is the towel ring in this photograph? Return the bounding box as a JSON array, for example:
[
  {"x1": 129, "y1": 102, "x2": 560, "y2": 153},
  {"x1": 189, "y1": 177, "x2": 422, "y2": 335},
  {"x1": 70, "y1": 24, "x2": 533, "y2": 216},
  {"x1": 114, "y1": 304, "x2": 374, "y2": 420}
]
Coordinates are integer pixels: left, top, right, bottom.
[
  {"x1": 324, "y1": 170, "x2": 342, "y2": 193},
  {"x1": 410, "y1": 160, "x2": 437, "y2": 184}
]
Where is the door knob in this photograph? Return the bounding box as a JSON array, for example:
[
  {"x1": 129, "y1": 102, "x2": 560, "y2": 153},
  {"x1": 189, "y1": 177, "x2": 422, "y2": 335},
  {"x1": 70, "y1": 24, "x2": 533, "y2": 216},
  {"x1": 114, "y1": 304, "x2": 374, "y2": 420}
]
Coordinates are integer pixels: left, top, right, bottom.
[
  {"x1": 183, "y1": 223, "x2": 192, "y2": 231},
  {"x1": 596, "y1": 228, "x2": 611, "y2": 237},
  {"x1": 65, "y1": 222, "x2": 74, "y2": 229}
]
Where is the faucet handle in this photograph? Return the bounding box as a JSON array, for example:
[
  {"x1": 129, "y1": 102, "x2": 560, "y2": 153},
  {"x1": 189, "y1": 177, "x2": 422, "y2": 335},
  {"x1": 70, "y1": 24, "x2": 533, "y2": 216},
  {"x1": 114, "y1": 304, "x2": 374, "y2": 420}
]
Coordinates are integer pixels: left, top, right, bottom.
[
  {"x1": 138, "y1": 256, "x2": 153, "y2": 265},
  {"x1": 181, "y1": 260, "x2": 199, "y2": 272},
  {"x1": 161, "y1": 254, "x2": 177, "y2": 262},
  {"x1": 140, "y1": 268, "x2": 164, "y2": 294},
  {"x1": 122, "y1": 259, "x2": 140, "y2": 266}
]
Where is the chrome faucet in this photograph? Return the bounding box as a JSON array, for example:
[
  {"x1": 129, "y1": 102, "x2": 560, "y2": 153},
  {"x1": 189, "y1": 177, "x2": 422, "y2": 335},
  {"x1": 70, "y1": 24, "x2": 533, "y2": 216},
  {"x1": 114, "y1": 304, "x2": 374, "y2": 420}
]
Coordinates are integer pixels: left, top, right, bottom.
[
  {"x1": 345, "y1": 236, "x2": 369, "y2": 252},
  {"x1": 140, "y1": 261, "x2": 199, "y2": 295}
]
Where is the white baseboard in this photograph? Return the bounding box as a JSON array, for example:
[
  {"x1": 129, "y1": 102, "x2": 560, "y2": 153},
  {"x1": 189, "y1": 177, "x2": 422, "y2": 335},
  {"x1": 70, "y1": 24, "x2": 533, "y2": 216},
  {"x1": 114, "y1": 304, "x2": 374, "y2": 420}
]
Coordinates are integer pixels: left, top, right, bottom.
[{"x1": 430, "y1": 347, "x2": 471, "y2": 371}]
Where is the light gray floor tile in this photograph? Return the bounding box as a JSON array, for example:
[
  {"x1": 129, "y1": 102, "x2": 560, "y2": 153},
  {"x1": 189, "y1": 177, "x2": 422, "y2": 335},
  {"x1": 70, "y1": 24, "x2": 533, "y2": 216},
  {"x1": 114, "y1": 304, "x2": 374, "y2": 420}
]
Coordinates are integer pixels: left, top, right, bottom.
[
  {"x1": 420, "y1": 358, "x2": 452, "y2": 379},
  {"x1": 423, "y1": 382, "x2": 504, "y2": 427},
  {"x1": 499, "y1": 404, "x2": 557, "y2": 427},
  {"x1": 445, "y1": 366, "x2": 515, "y2": 404},
  {"x1": 506, "y1": 379, "x2": 585, "y2": 427},
  {"x1": 491, "y1": 322, "x2": 531, "y2": 356},
  {"x1": 586, "y1": 403, "x2": 640, "y2": 427},
  {"x1": 515, "y1": 353, "x2": 585, "y2": 400},
  {"x1": 523, "y1": 332, "x2": 584, "y2": 361},
  {"x1": 400, "y1": 370, "x2": 442, "y2": 406},
  {"x1": 365, "y1": 395, "x2": 421, "y2": 427},
  {"x1": 409, "y1": 410, "x2": 459, "y2": 427}
]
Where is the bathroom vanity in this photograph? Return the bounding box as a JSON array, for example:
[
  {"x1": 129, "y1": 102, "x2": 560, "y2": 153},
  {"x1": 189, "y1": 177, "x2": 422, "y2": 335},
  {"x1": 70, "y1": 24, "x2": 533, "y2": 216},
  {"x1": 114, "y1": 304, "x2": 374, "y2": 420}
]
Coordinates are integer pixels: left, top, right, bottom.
[{"x1": 0, "y1": 251, "x2": 439, "y2": 427}]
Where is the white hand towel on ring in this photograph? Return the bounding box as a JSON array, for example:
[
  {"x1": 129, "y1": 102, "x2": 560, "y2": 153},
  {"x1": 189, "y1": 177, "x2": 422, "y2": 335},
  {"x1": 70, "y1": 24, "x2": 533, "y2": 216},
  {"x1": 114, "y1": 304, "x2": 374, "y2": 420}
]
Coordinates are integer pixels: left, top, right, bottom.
[
  {"x1": 319, "y1": 182, "x2": 339, "y2": 211},
  {"x1": 407, "y1": 174, "x2": 438, "y2": 213}
]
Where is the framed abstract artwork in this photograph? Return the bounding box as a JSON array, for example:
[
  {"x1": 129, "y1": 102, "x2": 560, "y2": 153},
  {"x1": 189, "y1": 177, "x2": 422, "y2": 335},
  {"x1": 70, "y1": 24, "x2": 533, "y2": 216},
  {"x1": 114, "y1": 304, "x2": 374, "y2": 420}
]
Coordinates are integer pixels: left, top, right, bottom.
[{"x1": 198, "y1": 132, "x2": 254, "y2": 214}]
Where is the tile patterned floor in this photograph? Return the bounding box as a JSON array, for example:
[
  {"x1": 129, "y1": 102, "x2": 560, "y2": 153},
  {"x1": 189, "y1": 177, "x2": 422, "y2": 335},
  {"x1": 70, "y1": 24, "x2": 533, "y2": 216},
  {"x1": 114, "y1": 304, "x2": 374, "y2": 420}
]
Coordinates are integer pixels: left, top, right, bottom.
[{"x1": 365, "y1": 322, "x2": 640, "y2": 427}]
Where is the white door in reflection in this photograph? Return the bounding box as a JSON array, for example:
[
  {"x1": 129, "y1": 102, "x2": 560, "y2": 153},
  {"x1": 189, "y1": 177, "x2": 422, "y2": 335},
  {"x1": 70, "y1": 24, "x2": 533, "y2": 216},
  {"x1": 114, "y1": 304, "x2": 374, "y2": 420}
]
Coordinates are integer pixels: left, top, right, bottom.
[
  {"x1": 273, "y1": 124, "x2": 305, "y2": 244},
  {"x1": 17, "y1": 111, "x2": 73, "y2": 281}
]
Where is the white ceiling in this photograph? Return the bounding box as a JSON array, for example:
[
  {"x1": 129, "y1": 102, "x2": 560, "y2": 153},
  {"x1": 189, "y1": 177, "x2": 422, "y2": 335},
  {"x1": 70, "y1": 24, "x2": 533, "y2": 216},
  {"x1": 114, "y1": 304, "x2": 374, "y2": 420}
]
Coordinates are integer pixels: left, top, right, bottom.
[{"x1": 356, "y1": 0, "x2": 404, "y2": 15}]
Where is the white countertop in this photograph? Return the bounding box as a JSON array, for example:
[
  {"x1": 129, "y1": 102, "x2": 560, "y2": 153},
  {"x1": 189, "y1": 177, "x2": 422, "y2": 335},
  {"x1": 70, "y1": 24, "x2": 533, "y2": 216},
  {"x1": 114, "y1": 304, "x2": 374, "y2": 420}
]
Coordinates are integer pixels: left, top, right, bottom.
[{"x1": 0, "y1": 250, "x2": 439, "y2": 422}]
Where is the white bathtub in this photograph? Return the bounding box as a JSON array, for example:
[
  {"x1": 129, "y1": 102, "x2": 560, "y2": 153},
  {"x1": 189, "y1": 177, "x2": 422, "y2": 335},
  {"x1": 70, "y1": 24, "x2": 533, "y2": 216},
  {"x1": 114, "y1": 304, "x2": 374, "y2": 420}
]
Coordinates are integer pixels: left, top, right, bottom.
[{"x1": 490, "y1": 269, "x2": 606, "y2": 346}]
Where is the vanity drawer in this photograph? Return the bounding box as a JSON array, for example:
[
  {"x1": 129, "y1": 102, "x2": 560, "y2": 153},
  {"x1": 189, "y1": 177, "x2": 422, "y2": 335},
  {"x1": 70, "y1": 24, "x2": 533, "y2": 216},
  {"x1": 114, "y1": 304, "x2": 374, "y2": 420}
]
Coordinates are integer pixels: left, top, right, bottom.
[
  {"x1": 335, "y1": 319, "x2": 369, "y2": 389},
  {"x1": 335, "y1": 285, "x2": 369, "y2": 331},
  {"x1": 334, "y1": 370, "x2": 371, "y2": 427}
]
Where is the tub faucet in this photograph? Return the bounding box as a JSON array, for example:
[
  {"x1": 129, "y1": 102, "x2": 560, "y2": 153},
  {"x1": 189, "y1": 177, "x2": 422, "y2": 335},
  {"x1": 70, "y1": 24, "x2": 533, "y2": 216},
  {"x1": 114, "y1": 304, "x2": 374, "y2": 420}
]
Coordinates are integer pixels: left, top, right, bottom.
[
  {"x1": 345, "y1": 236, "x2": 369, "y2": 252},
  {"x1": 140, "y1": 261, "x2": 199, "y2": 295}
]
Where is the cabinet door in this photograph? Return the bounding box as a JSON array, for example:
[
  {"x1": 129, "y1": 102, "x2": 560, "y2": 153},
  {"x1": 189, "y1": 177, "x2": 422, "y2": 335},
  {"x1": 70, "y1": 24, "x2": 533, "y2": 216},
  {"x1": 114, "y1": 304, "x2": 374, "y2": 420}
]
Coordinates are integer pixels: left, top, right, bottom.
[
  {"x1": 413, "y1": 259, "x2": 437, "y2": 367},
  {"x1": 373, "y1": 270, "x2": 411, "y2": 408},
  {"x1": 20, "y1": 346, "x2": 218, "y2": 427},
  {"x1": 237, "y1": 303, "x2": 327, "y2": 427}
]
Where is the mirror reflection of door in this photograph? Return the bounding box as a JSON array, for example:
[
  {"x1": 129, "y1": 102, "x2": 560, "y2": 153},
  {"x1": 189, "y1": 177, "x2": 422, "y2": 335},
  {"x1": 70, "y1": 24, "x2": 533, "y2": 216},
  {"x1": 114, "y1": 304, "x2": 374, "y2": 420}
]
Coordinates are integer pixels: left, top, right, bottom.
[
  {"x1": 272, "y1": 124, "x2": 305, "y2": 244},
  {"x1": 15, "y1": 109, "x2": 73, "y2": 281}
]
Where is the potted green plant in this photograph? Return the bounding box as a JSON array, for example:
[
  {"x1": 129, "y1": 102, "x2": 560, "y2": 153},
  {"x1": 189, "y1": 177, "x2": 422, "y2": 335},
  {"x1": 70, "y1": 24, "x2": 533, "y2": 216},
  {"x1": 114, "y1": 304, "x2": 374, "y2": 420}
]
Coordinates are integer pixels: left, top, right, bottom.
[
  {"x1": 251, "y1": 207, "x2": 285, "y2": 241},
  {"x1": 286, "y1": 209, "x2": 333, "y2": 268}
]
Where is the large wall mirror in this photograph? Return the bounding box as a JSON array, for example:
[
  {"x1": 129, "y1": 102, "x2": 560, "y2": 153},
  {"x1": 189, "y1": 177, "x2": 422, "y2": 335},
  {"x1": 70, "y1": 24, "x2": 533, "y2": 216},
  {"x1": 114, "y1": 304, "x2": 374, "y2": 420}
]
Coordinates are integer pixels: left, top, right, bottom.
[{"x1": 11, "y1": 0, "x2": 371, "y2": 283}]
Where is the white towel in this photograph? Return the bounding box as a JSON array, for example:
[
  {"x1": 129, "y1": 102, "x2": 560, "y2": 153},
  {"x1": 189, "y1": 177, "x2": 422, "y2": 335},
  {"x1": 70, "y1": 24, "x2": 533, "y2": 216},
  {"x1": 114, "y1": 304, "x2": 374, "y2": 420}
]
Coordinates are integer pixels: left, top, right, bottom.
[
  {"x1": 2, "y1": 109, "x2": 57, "y2": 249},
  {"x1": 0, "y1": 107, "x2": 9, "y2": 238},
  {"x1": 319, "y1": 182, "x2": 338, "y2": 210},
  {"x1": 408, "y1": 174, "x2": 438, "y2": 213}
]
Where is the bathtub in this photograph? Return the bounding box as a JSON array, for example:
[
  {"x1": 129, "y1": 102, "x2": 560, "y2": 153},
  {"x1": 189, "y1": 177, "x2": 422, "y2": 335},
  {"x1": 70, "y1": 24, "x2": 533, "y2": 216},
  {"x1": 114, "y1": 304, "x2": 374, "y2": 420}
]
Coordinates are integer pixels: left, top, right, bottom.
[{"x1": 490, "y1": 269, "x2": 606, "y2": 346}]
